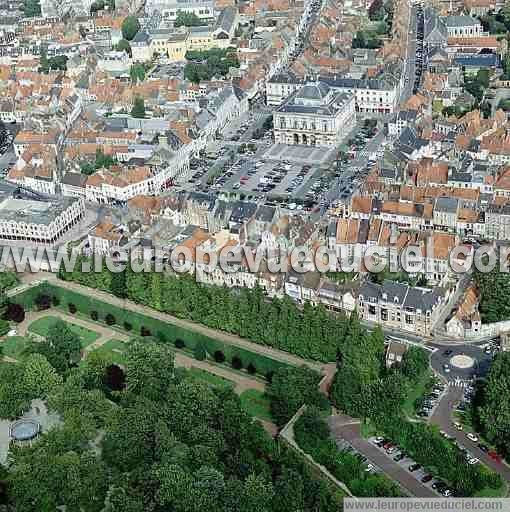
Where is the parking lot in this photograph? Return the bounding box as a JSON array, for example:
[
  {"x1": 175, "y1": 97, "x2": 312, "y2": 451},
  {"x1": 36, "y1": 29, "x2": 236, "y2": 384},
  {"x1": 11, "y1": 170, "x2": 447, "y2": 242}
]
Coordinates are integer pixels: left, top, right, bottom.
[
  {"x1": 430, "y1": 385, "x2": 510, "y2": 485},
  {"x1": 369, "y1": 436, "x2": 452, "y2": 497},
  {"x1": 328, "y1": 415, "x2": 437, "y2": 497},
  {"x1": 414, "y1": 376, "x2": 446, "y2": 420}
]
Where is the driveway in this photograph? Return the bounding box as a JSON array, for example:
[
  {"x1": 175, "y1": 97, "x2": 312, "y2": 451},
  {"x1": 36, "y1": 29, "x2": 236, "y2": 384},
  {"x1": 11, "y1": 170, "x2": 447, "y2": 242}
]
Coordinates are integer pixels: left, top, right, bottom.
[{"x1": 328, "y1": 415, "x2": 437, "y2": 497}]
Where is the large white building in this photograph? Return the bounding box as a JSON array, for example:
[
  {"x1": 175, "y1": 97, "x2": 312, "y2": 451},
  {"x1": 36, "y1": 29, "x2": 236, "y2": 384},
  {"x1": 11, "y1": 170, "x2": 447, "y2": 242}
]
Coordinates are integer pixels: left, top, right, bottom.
[
  {"x1": 267, "y1": 73, "x2": 399, "y2": 114},
  {"x1": 0, "y1": 196, "x2": 85, "y2": 244},
  {"x1": 273, "y1": 82, "x2": 356, "y2": 147},
  {"x1": 145, "y1": 0, "x2": 215, "y2": 21},
  {"x1": 40, "y1": 0, "x2": 94, "y2": 17}
]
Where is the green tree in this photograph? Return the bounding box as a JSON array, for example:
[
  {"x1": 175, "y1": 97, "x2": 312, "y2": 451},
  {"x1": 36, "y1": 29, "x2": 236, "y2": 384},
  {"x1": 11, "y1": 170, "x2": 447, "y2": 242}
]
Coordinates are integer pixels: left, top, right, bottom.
[
  {"x1": 121, "y1": 15, "x2": 141, "y2": 41},
  {"x1": 23, "y1": 0, "x2": 41, "y2": 16},
  {"x1": 103, "y1": 485, "x2": 145, "y2": 512},
  {"x1": 267, "y1": 366, "x2": 325, "y2": 425},
  {"x1": 130, "y1": 63, "x2": 146, "y2": 83},
  {"x1": 478, "y1": 352, "x2": 510, "y2": 455},
  {"x1": 116, "y1": 39, "x2": 132, "y2": 57},
  {"x1": 124, "y1": 339, "x2": 175, "y2": 401},
  {"x1": 22, "y1": 354, "x2": 62, "y2": 399},
  {"x1": 174, "y1": 10, "x2": 206, "y2": 27},
  {"x1": 131, "y1": 96, "x2": 146, "y2": 118},
  {"x1": 401, "y1": 346, "x2": 429, "y2": 383},
  {"x1": 31, "y1": 319, "x2": 82, "y2": 374}
]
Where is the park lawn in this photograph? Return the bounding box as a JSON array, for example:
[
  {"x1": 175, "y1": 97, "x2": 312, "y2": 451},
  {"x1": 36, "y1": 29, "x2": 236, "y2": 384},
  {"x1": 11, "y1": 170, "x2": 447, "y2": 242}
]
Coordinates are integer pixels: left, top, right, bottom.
[
  {"x1": 188, "y1": 368, "x2": 234, "y2": 390},
  {"x1": 28, "y1": 316, "x2": 100, "y2": 348},
  {"x1": 1, "y1": 336, "x2": 29, "y2": 361},
  {"x1": 239, "y1": 389, "x2": 273, "y2": 421},
  {"x1": 93, "y1": 339, "x2": 128, "y2": 366}
]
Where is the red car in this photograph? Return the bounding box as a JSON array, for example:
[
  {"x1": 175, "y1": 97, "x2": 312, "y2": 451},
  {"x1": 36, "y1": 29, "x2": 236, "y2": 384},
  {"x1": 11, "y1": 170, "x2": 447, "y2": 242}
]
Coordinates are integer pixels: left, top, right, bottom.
[{"x1": 488, "y1": 451, "x2": 502, "y2": 463}]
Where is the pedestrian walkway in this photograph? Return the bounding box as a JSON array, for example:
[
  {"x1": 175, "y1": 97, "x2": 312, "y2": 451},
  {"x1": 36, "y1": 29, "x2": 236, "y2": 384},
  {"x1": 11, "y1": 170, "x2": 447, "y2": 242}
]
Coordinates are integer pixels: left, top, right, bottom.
[
  {"x1": 20, "y1": 272, "x2": 324, "y2": 373},
  {"x1": 448, "y1": 379, "x2": 471, "y2": 389}
]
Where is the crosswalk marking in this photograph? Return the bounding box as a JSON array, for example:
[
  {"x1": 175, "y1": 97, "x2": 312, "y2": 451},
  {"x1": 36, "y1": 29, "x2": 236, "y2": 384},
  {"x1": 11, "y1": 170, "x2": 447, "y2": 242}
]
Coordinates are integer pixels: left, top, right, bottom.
[{"x1": 448, "y1": 379, "x2": 470, "y2": 389}]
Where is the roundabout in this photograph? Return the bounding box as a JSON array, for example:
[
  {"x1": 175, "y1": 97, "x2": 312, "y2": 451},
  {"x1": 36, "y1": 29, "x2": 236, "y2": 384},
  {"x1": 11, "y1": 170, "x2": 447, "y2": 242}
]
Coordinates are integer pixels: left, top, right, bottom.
[
  {"x1": 449, "y1": 354, "x2": 475, "y2": 370},
  {"x1": 429, "y1": 343, "x2": 492, "y2": 382}
]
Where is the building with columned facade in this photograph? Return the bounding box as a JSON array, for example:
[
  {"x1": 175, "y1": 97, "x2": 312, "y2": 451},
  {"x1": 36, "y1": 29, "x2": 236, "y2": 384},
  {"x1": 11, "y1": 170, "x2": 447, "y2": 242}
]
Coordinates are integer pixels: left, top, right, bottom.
[{"x1": 273, "y1": 81, "x2": 356, "y2": 147}]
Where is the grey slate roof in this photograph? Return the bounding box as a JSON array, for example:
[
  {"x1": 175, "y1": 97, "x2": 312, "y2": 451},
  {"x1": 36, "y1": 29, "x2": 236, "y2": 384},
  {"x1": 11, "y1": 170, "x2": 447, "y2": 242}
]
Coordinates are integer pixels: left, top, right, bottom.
[
  {"x1": 443, "y1": 15, "x2": 480, "y2": 28},
  {"x1": 454, "y1": 54, "x2": 500, "y2": 68},
  {"x1": 214, "y1": 6, "x2": 237, "y2": 34},
  {"x1": 61, "y1": 173, "x2": 87, "y2": 188},
  {"x1": 132, "y1": 30, "x2": 150, "y2": 43},
  {"x1": 435, "y1": 196, "x2": 459, "y2": 213},
  {"x1": 359, "y1": 280, "x2": 444, "y2": 312}
]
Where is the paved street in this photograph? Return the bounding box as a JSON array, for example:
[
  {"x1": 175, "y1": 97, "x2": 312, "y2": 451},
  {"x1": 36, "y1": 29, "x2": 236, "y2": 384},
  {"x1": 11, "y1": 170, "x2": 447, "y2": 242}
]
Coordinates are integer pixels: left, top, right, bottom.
[
  {"x1": 399, "y1": 5, "x2": 418, "y2": 104},
  {"x1": 429, "y1": 343, "x2": 493, "y2": 382},
  {"x1": 430, "y1": 387, "x2": 510, "y2": 485},
  {"x1": 328, "y1": 415, "x2": 437, "y2": 497}
]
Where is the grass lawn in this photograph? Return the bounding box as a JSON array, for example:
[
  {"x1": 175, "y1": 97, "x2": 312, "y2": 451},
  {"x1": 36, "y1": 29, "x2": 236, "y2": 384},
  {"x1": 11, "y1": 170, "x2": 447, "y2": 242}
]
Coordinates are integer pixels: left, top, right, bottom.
[
  {"x1": 474, "y1": 484, "x2": 507, "y2": 498},
  {"x1": 239, "y1": 389, "x2": 273, "y2": 421},
  {"x1": 28, "y1": 316, "x2": 100, "y2": 348},
  {"x1": 188, "y1": 368, "x2": 234, "y2": 390},
  {"x1": 1, "y1": 336, "x2": 29, "y2": 360},
  {"x1": 93, "y1": 339, "x2": 128, "y2": 365}
]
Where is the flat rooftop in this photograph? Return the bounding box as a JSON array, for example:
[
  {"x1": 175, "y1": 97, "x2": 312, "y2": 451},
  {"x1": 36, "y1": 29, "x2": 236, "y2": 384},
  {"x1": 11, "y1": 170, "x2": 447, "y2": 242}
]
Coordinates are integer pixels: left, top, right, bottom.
[{"x1": 0, "y1": 196, "x2": 79, "y2": 225}]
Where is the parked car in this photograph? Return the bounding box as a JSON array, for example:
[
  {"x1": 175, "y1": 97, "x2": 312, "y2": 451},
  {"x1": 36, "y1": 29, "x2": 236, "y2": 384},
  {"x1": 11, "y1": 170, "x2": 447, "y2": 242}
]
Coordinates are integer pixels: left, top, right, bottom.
[
  {"x1": 421, "y1": 474, "x2": 433, "y2": 483},
  {"x1": 453, "y1": 422, "x2": 463, "y2": 431},
  {"x1": 466, "y1": 433, "x2": 478, "y2": 442},
  {"x1": 488, "y1": 451, "x2": 502, "y2": 462},
  {"x1": 408, "y1": 463, "x2": 421, "y2": 472}
]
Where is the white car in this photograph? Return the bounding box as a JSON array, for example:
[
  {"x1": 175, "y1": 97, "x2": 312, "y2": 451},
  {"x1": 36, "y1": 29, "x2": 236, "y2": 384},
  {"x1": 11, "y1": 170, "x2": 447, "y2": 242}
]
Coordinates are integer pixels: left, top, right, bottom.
[
  {"x1": 468, "y1": 457, "x2": 479, "y2": 465},
  {"x1": 453, "y1": 422, "x2": 463, "y2": 431},
  {"x1": 467, "y1": 433, "x2": 478, "y2": 442},
  {"x1": 6, "y1": 329, "x2": 17, "y2": 337},
  {"x1": 443, "y1": 363, "x2": 451, "y2": 373}
]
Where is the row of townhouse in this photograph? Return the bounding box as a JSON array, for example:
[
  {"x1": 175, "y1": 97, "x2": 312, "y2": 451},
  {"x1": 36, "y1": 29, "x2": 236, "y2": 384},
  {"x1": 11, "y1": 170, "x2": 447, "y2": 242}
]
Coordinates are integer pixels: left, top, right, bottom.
[
  {"x1": 327, "y1": 216, "x2": 472, "y2": 283},
  {"x1": 358, "y1": 280, "x2": 447, "y2": 336},
  {"x1": 266, "y1": 72, "x2": 400, "y2": 114},
  {"x1": 132, "y1": 7, "x2": 239, "y2": 62}
]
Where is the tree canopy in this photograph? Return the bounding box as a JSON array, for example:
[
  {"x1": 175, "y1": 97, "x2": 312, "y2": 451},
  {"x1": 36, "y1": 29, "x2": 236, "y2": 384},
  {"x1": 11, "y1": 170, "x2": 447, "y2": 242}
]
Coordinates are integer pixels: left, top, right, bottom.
[
  {"x1": 121, "y1": 16, "x2": 140, "y2": 41},
  {"x1": 5, "y1": 337, "x2": 344, "y2": 510},
  {"x1": 131, "y1": 96, "x2": 146, "y2": 118},
  {"x1": 267, "y1": 366, "x2": 327, "y2": 425},
  {"x1": 29, "y1": 319, "x2": 82, "y2": 374},
  {"x1": 174, "y1": 10, "x2": 207, "y2": 27},
  {"x1": 130, "y1": 63, "x2": 146, "y2": 84},
  {"x1": 477, "y1": 352, "x2": 510, "y2": 457},
  {"x1": 184, "y1": 48, "x2": 239, "y2": 84}
]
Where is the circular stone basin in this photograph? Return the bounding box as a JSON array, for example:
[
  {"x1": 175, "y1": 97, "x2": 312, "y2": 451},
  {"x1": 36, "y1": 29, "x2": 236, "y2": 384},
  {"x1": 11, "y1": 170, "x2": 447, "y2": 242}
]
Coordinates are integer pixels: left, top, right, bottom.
[
  {"x1": 450, "y1": 354, "x2": 475, "y2": 369},
  {"x1": 9, "y1": 420, "x2": 40, "y2": 441}
]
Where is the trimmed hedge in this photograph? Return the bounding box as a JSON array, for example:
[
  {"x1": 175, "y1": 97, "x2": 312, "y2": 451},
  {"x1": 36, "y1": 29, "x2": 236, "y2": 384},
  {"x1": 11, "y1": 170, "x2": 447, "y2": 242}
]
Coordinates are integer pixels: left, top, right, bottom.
[{"x1": 13, "y1": 283, "x2": 292, "y2": 377}]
